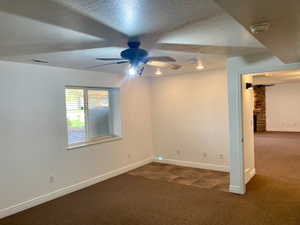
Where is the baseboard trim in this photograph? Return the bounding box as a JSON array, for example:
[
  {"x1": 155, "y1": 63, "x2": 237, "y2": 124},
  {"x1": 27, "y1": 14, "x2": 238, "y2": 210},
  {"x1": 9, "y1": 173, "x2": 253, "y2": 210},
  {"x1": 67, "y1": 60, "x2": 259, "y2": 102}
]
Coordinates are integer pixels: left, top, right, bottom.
[
  {"x1": 0, "y1": 157, "x2": 153, "y2": 219},
  {"x1": 244, "y1": 168, "x2": 256, "y2": 184},
  {"x1": 229, "y1": 185, "x2": 245, "y2": 194},
  {"x1": 154, "y1": 158, "x2": 229, "y2": 172}
]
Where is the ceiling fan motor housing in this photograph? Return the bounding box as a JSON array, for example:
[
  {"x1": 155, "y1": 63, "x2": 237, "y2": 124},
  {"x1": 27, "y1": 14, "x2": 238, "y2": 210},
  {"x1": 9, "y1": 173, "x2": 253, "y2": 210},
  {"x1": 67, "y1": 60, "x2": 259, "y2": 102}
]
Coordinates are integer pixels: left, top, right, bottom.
[{"x1": 121, "y1": 41, "x2": 149, "y2": 65}]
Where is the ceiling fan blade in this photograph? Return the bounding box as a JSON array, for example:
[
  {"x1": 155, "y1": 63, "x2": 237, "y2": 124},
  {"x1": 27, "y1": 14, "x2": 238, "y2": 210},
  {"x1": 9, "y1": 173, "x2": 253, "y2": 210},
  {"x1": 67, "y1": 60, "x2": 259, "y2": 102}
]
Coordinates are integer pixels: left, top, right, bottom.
[
  {"x1": 138, "y1": 66, "x2": 145, "y2": 76},
  {"x1": 96, "y1": 58, "x2": 123, "y2": 61},
  {"x1": 147, "y1": 56, "x2": 176, "y2": 62},
  {"x1": 147, "y1": 61, "x2": 170, "y2": 67},
  {"x1": 115, "y1": 61, "x2": 129, "y2": 64},
  {"x1": 147, "y1": 61, "x2": 182, "y2": 70},
  {"x1": 157, "y1": 43, "x2": 266, "y2": 56},
  {"x1": 86, "y1": 61, "x2": 128, "y2": 69},
  {"x1": 0, "y1": 0, "x2": 127, "y2": 43},
  {"x1": 169, "y1": 64, "x2": 182, "y2": 70}
]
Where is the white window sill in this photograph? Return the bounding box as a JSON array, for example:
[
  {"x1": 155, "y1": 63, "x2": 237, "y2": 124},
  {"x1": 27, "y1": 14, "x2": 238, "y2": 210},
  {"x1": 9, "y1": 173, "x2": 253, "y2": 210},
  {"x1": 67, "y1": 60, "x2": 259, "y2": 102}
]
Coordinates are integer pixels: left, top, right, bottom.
[{"x1": 67, "y1": 136, "x2": 122, "y2": 150}]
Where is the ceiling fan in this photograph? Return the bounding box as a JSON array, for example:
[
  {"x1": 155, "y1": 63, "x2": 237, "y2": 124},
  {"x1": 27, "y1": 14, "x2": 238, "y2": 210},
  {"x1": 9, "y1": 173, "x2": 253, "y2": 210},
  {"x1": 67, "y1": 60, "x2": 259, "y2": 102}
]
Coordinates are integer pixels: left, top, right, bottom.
[{"x1": 88, "y1": 39, "x2": 182, "y2": 76}]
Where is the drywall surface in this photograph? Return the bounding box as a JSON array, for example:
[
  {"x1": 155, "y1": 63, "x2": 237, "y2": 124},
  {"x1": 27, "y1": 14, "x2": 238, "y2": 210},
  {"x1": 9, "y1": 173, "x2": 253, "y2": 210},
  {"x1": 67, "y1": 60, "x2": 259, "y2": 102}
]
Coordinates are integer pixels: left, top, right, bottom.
[
  {"x1": 0, "y1": 61, "x2": 153, "y2": 215},
  {"x1": 242, "y1": 75, "x2": 255, "y2": 184},
  {"x1": 266, "y1": 82, "x2": 300, "y2": 132},
  {"x1": 150, "y1": 69, "x2": 230, "y2": 171},
  {"x1": 227, "y1": 54, "x2": 300, "y2": 194}
]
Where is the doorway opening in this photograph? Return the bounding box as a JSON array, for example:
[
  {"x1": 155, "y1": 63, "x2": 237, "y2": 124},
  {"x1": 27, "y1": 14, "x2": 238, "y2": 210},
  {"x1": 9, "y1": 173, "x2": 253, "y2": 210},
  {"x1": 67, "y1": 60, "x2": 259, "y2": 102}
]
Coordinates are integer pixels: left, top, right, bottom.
[{"x1": 241, "y1": 69, "x2": 300, "y2": 191}]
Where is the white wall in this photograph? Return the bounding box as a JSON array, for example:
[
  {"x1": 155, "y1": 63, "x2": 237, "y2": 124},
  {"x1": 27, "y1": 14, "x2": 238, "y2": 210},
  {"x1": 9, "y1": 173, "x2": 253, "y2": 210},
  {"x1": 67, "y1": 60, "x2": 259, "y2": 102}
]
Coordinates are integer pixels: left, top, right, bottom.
[
  {"x1": 151, "y1": 69, "x2": 230, "y2": 171},
  {"x1": 227, "y1": 54, "x2": 300, "y2": 194},
  {"x1": 0, "y1": 61, "x2": 154, "y2": 217},
  {"x1": 266, "y1": 82, "x2": 300, "y2": 132},
  {"x1": 241, "y1": 75, "x2": 255, "y2": 184}
]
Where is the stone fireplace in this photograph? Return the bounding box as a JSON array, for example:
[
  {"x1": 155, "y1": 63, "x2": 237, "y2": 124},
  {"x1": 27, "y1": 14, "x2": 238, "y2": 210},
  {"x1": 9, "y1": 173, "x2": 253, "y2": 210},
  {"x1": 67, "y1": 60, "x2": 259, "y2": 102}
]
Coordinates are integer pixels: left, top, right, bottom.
[{"x1": 253, "y1": 85, "x2": 266, "y2": 132}]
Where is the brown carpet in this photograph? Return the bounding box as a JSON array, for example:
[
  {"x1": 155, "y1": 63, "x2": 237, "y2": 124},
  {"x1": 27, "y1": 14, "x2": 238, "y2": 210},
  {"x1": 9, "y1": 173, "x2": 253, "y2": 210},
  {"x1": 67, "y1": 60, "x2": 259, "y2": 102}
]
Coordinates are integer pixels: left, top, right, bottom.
[
  {"x1": 128, "y1": 162, "x2": 229, "y2": 192},
  {"x1": 1, "y1": 132, "x2": 300, "y2": 225}
]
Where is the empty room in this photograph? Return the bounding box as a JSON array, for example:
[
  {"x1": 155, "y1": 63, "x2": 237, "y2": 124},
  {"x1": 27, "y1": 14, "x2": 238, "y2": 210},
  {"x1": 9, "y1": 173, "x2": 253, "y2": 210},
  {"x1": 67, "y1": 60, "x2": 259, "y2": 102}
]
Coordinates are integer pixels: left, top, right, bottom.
[
  {"x1": 241, "y1": 70, "x2": 300, "y2": 197},
  {"x1": 1, "y1": 0, "x2": 300, "y2": 225}
]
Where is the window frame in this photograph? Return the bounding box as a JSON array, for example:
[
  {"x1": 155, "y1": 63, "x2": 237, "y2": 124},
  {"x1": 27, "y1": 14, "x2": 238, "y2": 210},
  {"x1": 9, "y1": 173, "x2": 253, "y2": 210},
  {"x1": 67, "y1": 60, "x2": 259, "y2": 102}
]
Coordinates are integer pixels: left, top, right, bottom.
[{"x1": 65, "y1": 86, "x2": 121, "y2": 149}]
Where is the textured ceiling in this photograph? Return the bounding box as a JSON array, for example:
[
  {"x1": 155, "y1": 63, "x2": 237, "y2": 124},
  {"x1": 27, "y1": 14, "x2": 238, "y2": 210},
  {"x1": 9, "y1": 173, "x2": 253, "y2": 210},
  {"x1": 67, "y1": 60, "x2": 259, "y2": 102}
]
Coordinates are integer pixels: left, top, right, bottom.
[
  {"x1": 0, "y1": 11, "x2": 105, "y2": 57},
  {"x1": 0, "y1": 0, "x2": 270, "y2": 76},
  {"x1": 158, "y1": 13, "x2": 265, "y2": 48},
  {"x1": 55, "y1": 0, "x2": 223, "y2": 37},
  {"x1": 215, "y1": 0, "x2": 300, "y2": 64}
]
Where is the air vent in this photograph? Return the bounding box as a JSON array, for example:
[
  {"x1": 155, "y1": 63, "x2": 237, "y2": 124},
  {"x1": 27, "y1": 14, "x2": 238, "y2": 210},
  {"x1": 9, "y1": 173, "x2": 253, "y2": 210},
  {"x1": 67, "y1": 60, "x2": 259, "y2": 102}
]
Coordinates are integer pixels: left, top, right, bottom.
[
  {"x1": 249, "y1": 22, "x2": 270, "y2": 34},
  {"x1": 32, "y1": 59, "x2": 48, "y2": 64}
]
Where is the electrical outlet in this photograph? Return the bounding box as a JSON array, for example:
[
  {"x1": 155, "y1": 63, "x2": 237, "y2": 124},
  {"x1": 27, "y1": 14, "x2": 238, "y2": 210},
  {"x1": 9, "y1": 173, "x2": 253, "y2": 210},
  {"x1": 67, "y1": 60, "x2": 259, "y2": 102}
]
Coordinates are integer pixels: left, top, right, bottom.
[
  {"x1": 176, "y1": 150, "x2": 181, "y2": 155},
  {"x1": 156, "y1": 156, "x2": 164, "y2": 161},
  {"x1": 49, "y1": 176, "x2": 55, "y2": 184},
  {"x1": 219, "y1": 154, "x2": 224, "y2": 159},
  {"x1": 128, "y1": 154, "x2": 131, "y2": 159},
  {"x1": 203, "y1": 152, "x2": 207, "y2": 158}
]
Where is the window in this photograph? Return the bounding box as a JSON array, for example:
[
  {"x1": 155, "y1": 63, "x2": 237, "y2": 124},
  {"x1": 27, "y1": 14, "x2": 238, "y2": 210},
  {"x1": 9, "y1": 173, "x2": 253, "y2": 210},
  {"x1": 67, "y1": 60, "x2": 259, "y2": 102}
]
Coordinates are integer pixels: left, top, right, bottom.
[{"x1": 65, "y1": 87, "x2": 121, "y2": 147}]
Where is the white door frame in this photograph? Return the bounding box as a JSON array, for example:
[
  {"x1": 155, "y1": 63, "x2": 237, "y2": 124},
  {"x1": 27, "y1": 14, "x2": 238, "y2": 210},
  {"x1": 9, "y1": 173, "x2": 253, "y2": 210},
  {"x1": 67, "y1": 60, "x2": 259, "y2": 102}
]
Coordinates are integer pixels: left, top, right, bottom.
[{"x1": 228, "y1": 57, "x2": 300, "y2": 195}]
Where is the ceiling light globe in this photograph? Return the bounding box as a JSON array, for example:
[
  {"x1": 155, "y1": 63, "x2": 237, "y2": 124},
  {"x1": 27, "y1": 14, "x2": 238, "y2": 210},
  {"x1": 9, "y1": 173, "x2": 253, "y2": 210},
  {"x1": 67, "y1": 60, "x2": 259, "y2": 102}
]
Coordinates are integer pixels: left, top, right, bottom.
[{"x1": 128, "y1": 66, "x2": 136, "y2": 76}]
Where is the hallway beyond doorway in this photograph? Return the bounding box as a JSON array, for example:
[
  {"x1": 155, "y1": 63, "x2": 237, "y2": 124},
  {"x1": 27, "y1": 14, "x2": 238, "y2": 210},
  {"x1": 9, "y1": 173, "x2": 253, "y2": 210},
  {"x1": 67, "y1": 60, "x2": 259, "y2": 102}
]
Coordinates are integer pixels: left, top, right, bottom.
[
  {"x1": 253, "y1": 132, "x2": 300, "y2": 183},
  {"x1": 247, "y1": 132, "x2": 300, "y2": 200}
]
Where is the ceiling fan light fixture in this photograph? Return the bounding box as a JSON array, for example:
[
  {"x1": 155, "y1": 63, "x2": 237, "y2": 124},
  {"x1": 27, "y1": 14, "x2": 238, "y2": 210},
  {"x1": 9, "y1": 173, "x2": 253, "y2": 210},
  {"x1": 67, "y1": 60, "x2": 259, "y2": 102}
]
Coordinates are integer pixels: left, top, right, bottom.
[
  {"x1": 128, "y1": 65, "x2": 137, "y2": 76},
  {"x1": 95, "y1": 40, "x2": 179, "y2": 76}
]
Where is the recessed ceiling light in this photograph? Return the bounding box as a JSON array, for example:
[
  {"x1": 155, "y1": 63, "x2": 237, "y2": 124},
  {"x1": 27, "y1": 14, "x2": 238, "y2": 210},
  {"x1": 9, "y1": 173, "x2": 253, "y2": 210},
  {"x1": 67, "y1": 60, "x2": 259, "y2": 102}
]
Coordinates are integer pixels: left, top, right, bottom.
[
  {"x1": 197, "y1": 64, "x2": 204, "y2": 70},
  {"x1": 32, "y1": 59, "x2": 48, "y2": 64},
  {"x1": 264, "y1": 73, "x2": 272, "y2": 77},
  {"x1": 196, "y1": 61, "x2": 204, "y2": 70},
  {"x1": 155, "y1": 68, "x2": 162, "y2": 75}
]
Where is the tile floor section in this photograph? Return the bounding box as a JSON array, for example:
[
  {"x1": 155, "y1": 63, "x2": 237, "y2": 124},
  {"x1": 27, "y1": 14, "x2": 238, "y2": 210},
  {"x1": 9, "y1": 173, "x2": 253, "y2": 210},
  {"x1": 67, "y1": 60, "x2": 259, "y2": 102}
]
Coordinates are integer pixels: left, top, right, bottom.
[{"x1": 128, "y1": 162, "x2": 229, "y2": 192}]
